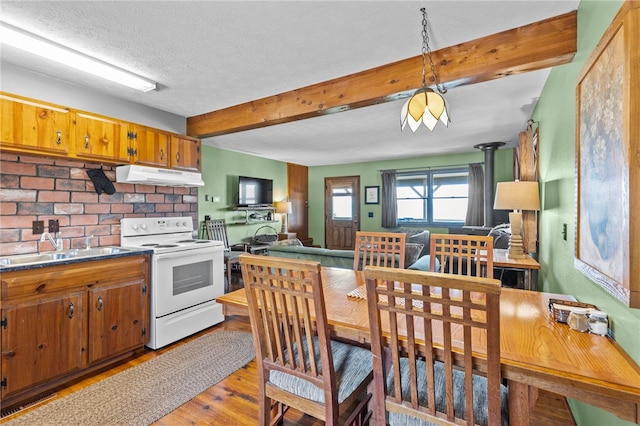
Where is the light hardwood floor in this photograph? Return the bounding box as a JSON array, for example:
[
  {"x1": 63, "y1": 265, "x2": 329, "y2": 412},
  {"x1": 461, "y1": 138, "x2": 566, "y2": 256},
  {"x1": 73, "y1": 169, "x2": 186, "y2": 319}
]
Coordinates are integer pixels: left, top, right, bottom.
[{"x1": 3, "y1": 274, "x2": 575, "y2": 425}]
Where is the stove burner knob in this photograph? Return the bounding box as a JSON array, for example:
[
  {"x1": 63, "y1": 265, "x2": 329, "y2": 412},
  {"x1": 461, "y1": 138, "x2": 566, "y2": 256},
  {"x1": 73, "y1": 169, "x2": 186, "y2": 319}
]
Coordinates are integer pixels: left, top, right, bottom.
[
  {"x1": 140, "y1": 224, "x2": 148, "y2": 230},
  {"x1": 181, "y1": 221, "x2": 188, "y2": 227},
  {"x1": 131, "y1": 224, "x2": 139, "y2": 230}
]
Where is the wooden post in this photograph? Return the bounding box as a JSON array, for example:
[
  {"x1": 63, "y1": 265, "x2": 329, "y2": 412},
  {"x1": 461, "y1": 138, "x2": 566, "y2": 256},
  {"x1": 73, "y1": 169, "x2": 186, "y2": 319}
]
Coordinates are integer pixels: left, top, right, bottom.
[{"x1": 518, "y1": 128, "x2": 538, "y2": 254}]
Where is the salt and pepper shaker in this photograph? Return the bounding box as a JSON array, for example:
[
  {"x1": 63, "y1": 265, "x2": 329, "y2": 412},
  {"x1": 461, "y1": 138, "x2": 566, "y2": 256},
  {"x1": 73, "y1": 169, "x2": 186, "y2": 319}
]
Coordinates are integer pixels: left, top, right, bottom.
[
  {"x1": 568, "y1": 308, "x2": 589, "y2": 332},
  {"x1": 588, "y1": 311, "x2": 609, "y2": 335}
]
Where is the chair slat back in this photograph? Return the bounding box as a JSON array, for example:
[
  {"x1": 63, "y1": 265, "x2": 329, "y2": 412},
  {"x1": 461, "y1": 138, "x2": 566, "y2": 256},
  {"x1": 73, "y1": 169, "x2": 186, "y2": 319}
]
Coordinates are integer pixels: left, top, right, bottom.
[
  {"x1": 205, "y1": 219, "x2": 231, "y2": 249},
  {"x1": 430, "y1": 233, "x2": 494, "y2": 278},
  {"x1": 364, "y1": 266, "x2": 502, "y2": 426},
  {"x1": 353, "y1": 231, "x2": 406, "y2": 271},
  {"x1": 240, "y1": 254, "x2": 336, "y2": 401}
]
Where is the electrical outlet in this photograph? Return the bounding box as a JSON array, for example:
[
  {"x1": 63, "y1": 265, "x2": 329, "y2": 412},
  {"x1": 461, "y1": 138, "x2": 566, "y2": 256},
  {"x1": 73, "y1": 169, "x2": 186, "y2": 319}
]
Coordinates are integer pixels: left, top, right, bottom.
[
  {"x1": 48, "y1": 219, "x2": 60, "y2": 233},
  {"x1": 32, "y1": 220, "x2": 44, "y2": 234}
]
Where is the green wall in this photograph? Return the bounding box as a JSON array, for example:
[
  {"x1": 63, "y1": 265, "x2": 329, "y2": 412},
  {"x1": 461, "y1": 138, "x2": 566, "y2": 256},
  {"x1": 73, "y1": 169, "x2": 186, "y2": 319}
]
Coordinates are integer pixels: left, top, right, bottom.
[
  {"x1": 199, "y1": 146, "x2": 288, "y2": 245},
  {"x1": 533, "y1": 1, "x2": 639, "y2": 424},
  {"x1": 308, "y1": 149, "x2": 514, "y2": 247}
]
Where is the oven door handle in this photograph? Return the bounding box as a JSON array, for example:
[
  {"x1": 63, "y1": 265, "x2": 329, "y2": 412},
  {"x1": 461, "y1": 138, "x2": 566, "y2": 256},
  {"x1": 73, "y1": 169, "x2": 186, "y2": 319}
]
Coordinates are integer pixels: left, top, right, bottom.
[{"x1": 152, "y1": 247, "x2": 222, "y2": 261}]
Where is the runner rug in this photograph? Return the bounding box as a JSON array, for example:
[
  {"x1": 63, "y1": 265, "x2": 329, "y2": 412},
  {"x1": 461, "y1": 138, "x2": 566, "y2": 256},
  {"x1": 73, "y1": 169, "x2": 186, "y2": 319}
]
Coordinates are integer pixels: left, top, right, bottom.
[{"x1": 5, "y1": 331, "x2": 255, "y2": 425}]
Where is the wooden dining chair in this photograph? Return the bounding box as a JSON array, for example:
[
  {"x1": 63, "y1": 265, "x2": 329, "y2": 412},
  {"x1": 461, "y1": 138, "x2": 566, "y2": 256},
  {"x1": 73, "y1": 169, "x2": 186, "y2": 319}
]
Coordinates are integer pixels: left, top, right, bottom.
[
  {"x1": 239, "y1": 254, "x2": 373, "y2": 426},
  {"x1": 364, "y1": 266, "x2": 507, "y2": 426},
  {"x1": 353, "y1": 231, "x2": 406, "y2": 271},
  {"x1": 430, "y1": 233, "x2": 494, "y2": 278},
  {"x1": 204, "y1": 218, "x2": 244, "y2": 292}
]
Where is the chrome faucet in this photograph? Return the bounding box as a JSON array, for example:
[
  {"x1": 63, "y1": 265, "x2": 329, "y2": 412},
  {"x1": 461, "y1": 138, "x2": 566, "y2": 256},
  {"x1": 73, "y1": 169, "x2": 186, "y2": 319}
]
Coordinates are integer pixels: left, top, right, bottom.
[
  {"x1": 85, "y1": 235, "x2": 94, "y2": 250},
  {"x1": 41, "y1": 232, "x2": 63, "y2": 251}
]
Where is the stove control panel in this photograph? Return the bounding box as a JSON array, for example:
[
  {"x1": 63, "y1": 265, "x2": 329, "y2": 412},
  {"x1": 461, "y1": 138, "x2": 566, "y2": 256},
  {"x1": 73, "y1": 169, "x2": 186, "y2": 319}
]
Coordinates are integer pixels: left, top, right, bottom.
[{"x1": 121, "y1": 217, "x2": 194, "y2": 237}]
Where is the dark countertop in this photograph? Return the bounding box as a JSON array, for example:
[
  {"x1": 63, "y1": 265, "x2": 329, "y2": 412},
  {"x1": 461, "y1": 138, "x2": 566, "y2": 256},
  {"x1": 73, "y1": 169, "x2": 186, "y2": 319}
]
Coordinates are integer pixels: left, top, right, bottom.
[{"x1": 0, "y1": 247, "x2": 154, "y2": 273}]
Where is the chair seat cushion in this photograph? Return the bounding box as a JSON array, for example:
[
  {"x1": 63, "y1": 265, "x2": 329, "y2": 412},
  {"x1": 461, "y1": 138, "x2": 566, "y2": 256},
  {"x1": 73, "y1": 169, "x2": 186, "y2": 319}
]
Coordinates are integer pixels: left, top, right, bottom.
[
  {"x1": 269, "y1": 337, "x2": 372, "y2": 404},
  {"x1": 387, "y1": 358, "x2": 509, "y2": 426}
]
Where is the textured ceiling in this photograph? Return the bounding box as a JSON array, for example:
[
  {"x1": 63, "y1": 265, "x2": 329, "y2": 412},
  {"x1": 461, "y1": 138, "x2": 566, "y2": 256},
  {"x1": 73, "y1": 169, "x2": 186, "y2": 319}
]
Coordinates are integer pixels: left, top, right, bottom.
[{"x1": 0, "y1": 1, "x2": 579, "y2": 166}]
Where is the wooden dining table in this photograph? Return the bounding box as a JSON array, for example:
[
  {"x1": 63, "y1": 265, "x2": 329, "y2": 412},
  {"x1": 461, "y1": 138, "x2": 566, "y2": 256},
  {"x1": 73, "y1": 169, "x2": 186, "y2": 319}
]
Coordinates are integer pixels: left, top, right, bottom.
[{"x1": 217, "y1": 266, "x2": 640, "y2": 425}]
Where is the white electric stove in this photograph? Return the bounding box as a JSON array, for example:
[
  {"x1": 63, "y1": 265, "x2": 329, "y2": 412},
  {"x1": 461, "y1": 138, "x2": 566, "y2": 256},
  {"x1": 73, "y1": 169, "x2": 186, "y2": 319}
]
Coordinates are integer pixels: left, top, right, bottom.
[{"x1": 120, "y1": 217, "x2": 224, "y2": 349}]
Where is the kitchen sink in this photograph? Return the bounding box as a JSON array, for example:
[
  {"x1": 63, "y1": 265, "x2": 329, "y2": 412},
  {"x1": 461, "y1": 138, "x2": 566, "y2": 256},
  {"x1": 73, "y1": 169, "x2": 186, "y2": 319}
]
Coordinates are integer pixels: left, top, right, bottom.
[{"x1": 0, "y1": 246, "x2": 138, "y2": 267}]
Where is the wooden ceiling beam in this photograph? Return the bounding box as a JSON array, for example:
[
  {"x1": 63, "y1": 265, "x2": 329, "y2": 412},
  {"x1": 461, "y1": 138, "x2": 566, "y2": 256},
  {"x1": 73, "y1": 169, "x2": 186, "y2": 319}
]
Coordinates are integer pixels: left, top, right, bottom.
[{"x1": 187, "y1": 11, "x2": 576, "y2": 138}]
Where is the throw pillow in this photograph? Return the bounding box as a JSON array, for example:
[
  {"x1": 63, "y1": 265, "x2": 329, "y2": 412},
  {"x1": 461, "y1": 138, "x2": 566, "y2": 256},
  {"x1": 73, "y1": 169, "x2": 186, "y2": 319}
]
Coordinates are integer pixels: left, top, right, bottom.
[
  {"x1": 272, "y1": 238, "x2": 303, "y2": 247},
  {"x1": 404, "y1": 243, "x2": 424, "y2": 268},
  {"x1": 407, "y1": 230, "x2": 431, "y2": 257}
]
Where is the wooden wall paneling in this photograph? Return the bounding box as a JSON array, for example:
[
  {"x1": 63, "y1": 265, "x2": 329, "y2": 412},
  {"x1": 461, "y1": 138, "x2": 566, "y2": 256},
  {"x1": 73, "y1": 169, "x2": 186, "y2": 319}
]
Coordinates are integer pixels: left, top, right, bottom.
[{"x1": 286, "y1": 163, "x2": 310, "y2": 245}]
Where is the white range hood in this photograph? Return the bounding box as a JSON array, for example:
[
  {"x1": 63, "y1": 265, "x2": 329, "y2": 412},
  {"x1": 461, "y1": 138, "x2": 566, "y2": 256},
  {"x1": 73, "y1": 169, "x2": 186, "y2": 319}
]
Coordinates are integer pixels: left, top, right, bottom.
[{"x1": 116, "y1": 165, "x2": 204, "y2": 187}]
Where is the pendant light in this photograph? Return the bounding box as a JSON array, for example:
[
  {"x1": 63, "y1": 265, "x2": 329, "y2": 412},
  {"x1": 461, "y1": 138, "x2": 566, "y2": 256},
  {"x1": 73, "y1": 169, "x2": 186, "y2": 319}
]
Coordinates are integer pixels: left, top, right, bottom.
[{"x1": 401, "y1": 8, "x2": 450, "y2": 132}]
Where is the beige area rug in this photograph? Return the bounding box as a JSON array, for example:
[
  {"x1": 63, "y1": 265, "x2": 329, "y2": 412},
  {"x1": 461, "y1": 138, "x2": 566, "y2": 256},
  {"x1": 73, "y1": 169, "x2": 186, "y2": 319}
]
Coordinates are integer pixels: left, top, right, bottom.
[{"x1": 5, "y1": 331, "x2": 255, "y2": 426}]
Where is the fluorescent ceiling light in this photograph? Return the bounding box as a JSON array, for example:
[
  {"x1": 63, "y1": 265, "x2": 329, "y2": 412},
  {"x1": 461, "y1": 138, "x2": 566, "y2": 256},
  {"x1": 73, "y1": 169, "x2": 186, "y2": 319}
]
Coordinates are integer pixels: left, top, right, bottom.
[{"x1": 0, "y1": 22, "x2": 157, "y2": 92}]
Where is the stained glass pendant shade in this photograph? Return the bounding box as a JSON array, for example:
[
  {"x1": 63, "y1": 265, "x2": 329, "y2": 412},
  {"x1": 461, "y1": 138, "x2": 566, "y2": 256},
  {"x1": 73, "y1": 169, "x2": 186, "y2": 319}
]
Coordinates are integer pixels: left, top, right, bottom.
[{"x1": 401, "y1": 8, "x2": 450, "y2": 132}]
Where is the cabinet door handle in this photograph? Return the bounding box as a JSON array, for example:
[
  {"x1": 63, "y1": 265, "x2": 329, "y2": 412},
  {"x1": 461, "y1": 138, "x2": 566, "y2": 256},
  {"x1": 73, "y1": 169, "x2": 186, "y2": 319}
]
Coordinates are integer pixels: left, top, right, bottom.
[
  {"x1": 56, "y1": 130, "x2": 62, "y2": 145},
  {"x1": 84, "y1": 135, "x2": 90, "y2": 149},
  {"x1": 97, "y1": 296, "x2": 103, "y2": 311},
  {"x1": 159, "y1": 148, "x2": 164, "y2": 160},
  {"x1": 176, "y1": 152, "x2": 180, "y2": 163},
  {"x1": 68, "y1": 302, "x2": 74, "y2": 319}
]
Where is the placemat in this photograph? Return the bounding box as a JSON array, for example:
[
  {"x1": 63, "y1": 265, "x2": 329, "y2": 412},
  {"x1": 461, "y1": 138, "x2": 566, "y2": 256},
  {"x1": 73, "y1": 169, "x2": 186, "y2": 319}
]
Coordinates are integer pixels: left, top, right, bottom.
[{"x1": 347, "y1": 284, "x2": 424, "y2": 308}]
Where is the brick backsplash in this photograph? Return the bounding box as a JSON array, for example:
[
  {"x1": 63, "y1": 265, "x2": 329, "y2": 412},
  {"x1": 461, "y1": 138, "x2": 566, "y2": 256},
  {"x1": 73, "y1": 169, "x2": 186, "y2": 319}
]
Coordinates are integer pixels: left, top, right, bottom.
[{"x1": 0, "y1": 152, "x2": 198, "y2": 256}]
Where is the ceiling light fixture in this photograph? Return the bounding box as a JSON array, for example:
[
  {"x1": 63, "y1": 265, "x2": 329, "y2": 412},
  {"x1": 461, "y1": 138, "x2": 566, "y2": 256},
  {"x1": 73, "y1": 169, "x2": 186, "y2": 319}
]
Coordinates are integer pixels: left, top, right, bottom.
[
  {"x1": 401, "y1": 8, "x2": 450, "y2": 132},
  {"x1": 0, "y1": 22, "x2": 157, "y2": 92}
]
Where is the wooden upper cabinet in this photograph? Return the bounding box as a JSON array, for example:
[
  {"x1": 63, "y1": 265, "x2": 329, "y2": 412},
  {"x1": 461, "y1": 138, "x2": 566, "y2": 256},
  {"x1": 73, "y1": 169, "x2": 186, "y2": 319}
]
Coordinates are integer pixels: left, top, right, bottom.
[
  {"x1": 170, "y1": 134, "x2": 201, "y2": 171},
  {"x1": 0, "y1": 93, "x2": 71, "y2": 155},
  {"x1": 119, "y1": 124, "x2": 169, "y2": 167},
  {"x1": 2, "y1": 92, "x2": 200, "y2": 172},
  {"x1": 73, "y1": 111, "x2": 122, "y2": 162}
]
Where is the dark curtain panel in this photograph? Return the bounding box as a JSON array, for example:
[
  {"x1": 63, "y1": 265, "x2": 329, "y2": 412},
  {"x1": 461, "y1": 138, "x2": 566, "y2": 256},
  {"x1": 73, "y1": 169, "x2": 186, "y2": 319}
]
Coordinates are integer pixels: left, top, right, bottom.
[
  {"x1": 465, "y1": 163, "x2": 484, "y2": 226},
  {"x1": 381, "y1": 169, "x2": 397, "y2": 228}
]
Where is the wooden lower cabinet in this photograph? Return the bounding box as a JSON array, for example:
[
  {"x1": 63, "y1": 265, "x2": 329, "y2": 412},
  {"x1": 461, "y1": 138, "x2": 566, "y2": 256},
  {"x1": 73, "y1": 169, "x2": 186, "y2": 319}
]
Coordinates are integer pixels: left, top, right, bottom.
[
  {"x1": 88, "y1": 278, "x2": 148, "y2": 364},
  {"x1": 1, "y1": 291, "x2": 86, "y2": 397},
  {"x1": 0, "y1": 255, "x2": 150, "y2": 408}
]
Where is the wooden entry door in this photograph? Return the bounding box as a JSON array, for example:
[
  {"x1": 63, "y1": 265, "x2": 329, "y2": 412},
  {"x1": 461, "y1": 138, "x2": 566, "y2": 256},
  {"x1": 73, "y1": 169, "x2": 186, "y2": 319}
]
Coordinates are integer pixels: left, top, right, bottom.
[{"x1": 325, "y1": 176, "x2": 360, "y2": 250}]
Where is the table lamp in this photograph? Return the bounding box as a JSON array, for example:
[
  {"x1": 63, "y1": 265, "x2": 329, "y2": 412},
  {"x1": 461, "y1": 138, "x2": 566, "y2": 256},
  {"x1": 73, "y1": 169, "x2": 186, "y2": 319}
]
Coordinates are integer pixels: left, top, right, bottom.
[
  {"x1": 493, "y1": 180, "x2": 540, "y2": 259},
  {"x1": 275, "y1": 201, "x2": 292, "y2": 233}
]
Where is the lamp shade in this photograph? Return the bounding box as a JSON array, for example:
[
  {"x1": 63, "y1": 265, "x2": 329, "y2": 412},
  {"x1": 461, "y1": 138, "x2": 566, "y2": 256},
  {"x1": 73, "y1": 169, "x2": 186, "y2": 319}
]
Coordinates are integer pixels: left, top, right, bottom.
[
  {"x1": 494, "y1": 181, "x2": 540, "y2": 211},
  {"x1": 275, "y1": 201, "x2": 292, "y2": 214}
]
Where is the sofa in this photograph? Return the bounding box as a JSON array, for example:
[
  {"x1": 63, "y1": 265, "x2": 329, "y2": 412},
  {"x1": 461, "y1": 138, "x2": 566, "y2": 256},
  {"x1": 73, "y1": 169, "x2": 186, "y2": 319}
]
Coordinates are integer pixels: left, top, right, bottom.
[
  {"x1": 266, "y1": 229, "x2": 435, "y2": 271},
  {"x1": 266, "y1": 244, "x2": 357, "y2": 269}
]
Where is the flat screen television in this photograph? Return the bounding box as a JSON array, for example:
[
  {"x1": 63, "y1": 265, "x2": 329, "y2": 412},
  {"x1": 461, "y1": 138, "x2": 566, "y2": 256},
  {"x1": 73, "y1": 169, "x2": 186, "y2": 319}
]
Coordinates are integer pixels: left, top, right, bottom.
[{"x1": 237, "y1": 176, "x2": 273, "y2": 207}]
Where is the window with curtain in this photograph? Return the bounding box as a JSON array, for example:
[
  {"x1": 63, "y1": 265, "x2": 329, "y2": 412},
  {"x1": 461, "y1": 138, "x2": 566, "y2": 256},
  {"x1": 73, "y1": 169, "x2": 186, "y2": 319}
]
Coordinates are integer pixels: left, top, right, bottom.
[{"x1": 396, "y1": 168, "x2": 469, "y2": 226}]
